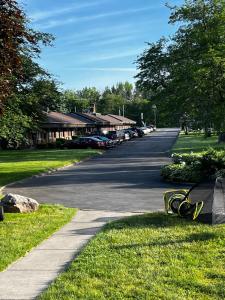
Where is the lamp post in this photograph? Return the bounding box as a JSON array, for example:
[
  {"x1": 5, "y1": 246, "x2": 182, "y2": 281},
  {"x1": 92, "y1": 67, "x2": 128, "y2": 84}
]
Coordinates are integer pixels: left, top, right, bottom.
[{"x1": 152, "y1": 104, "x2": 157, "y2": 129}]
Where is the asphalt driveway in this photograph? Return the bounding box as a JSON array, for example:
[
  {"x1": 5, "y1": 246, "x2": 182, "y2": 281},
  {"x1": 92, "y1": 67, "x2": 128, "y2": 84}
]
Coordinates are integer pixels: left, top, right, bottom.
[{"x1": 4, "y1": 128, "x2": 180, "y2": 212}]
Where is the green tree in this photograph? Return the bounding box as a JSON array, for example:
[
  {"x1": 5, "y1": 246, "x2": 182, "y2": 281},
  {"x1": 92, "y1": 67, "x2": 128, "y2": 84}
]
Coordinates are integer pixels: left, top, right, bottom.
[
  {"x1": 0, "y1": 105, "x2": 33, "y2": 149},
  {"x1": 77, "y1": 87, "x2": 101, "y2": 109},
  {"x1": 0, "y1": 0, "x2": 53, "y2": 110},
  {"x1": 98, "y1": 92, "x2": 124, "y2": 114},
  {"x1": 61, "y1": 90, "x2": 90, "y2": 113},
  {"x1": 136, "y1": 0, "x2": 225, "y2": 131}
]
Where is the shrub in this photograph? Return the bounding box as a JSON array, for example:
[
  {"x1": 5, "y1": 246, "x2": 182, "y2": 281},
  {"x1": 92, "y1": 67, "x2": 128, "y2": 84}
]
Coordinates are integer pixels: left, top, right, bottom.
[
  {"x1": 72, "y1": 136, "x2": 78, "y2": 140},
  {"x1": 172, "y1": 153, "x2": 201, "y2": 165},
  {"x1": 36, "y1": 143, "x2": 56, "y2": 149},
  {"x1": 162, "y1": 149, "x2": 225, "y2": 183},
  {"x1": 161, "y1": 163, "x2": 202, "y2": 183},
  {"x1": 56, "y1": 138, "x2": 66, "y2": 148}
]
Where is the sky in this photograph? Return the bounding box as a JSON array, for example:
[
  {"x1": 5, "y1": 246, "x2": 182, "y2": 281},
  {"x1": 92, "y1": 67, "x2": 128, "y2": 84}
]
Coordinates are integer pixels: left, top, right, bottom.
[{"x1": 19, "y1": 0, "x2": 184, "y2": 90}]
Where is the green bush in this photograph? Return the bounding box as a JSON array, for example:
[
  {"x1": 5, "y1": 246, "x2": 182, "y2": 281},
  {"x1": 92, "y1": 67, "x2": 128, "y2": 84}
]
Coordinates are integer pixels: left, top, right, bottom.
[
  {"x1": 162, "y1": 149, "x2": 225, "y2": 183},
  {"x1": 55, "y1": 138, "x2": 66, "y2": 148},
  {"x1": 172, "y1": 153, "x2": 201, "y2": 165},
  {"x1": 36, "y1": 143, "x2": 56, "y2": 149},
  {"x1": 72, "y1": 136, "x2": 78, "y2": 140},
  {"x1": 161, "y1": 163, "x2": 202, "y2": 183}
]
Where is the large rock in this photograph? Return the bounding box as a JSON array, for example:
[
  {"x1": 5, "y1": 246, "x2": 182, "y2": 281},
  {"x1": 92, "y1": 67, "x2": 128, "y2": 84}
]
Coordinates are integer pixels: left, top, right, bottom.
[{"x1": 1, "y1": 194, "x2": 39, "y2": 213}]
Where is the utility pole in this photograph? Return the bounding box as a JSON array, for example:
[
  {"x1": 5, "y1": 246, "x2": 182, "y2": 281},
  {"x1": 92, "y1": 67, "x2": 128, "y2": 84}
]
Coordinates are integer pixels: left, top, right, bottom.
[
  {"x1": 122, "y1": 105, "x2": 125, "y2": 117},
  {"x1": 152, "y1": 104, "x2": 157, "y2": 128}
]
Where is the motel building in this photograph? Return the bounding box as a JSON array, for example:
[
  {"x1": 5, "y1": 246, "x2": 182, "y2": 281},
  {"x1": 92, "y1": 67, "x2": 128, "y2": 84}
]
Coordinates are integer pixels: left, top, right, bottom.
[{"x1": 36, "y1": 111, "x2": 136, "y2": 144}]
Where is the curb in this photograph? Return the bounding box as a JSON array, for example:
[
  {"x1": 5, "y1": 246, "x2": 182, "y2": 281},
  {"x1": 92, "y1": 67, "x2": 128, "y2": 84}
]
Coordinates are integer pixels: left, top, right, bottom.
[{"x1": 0, "y1": 152, "x2": 103, "y2": 194}]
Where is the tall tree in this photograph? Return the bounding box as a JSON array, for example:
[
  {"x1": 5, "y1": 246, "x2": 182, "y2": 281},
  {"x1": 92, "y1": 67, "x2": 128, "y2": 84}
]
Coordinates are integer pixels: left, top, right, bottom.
[
  {"x1": 61, "y1": 90, "x2": 90, "y2": 113},
  {"x1": 0, "y1": 0, "x2": 56, "y2": 148},
  {"x1": 136, "y1": 0, "x2": 225, "y2": 131},
  {"x1": 0, "y1": 0, "x2": 53, "y2": 111}
]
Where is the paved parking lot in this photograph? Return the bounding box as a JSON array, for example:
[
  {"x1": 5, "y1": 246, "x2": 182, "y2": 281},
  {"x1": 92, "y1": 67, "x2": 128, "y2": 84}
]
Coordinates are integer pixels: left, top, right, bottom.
[{"x1": 4, "y1": 129, "x2": 180, "y2": 212}]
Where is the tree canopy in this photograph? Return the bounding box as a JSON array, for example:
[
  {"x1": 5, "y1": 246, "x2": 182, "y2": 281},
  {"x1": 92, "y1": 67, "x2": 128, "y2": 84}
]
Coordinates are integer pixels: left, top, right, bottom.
[
  {"x1": 0, "y1": 0, "x2": 56, "y2": 147},
  {"x1": 136, "y1": 0, "x2": 225, "y2": 131},
  {"x1": 0, "y1": 0, "x2": 53, "y2": 109}
]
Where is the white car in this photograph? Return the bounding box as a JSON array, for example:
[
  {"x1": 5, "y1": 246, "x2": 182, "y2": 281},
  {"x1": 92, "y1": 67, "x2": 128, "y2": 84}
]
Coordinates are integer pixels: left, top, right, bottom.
[
  {"x1": 124, "y1": 132, "x2": 130, "y2": 140},
  {"x1": 140, "y1": 127, "x2": 150, "y2": 134}
]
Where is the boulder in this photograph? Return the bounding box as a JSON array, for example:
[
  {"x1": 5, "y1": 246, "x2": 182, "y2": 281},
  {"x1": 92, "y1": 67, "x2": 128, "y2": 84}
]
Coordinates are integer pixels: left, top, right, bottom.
[{"x1": 1, "y1": 194, "x2": 39, "y2": 213}]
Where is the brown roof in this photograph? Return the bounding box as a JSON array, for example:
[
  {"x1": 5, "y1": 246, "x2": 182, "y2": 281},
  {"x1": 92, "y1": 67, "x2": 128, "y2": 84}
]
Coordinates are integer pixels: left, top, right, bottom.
[
  {"x1": 96, "y1": 114, "x2": 124, "y2": 125},
  {"x1": 42, "y1": 112, "x2": 136, "y2": 128},
  {"x1": 85, "y1": 113, "x2": 123, "y2": 125},
  {"x1": 43, "y1": 112, "x2": 88, "y2": 126},
  {"x1": 108, "y1": 114, "x2": 136, "y2": 124},
  {"x1": 66, "y1": 113, "x2": 96, "y2": 125},
  {"x1": 82, "y1": 113, "x2": 109, "y2": 125}
]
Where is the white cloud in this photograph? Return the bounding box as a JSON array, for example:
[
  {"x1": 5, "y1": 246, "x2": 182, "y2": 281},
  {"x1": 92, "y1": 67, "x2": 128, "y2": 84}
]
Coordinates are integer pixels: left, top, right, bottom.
[
  {"x1": 37, "y1": 6, "x2": 159, "y2": 29},
  {"x1": 30, "y1": 0, "x2": 106, "y2": 22},
  {"x1": 86, "y1": 48, "x2": 144, "y2": 62},
  {"x1": 67, "y1": 67, "x2": 137, "y2": 72},
  {"x1": 59, "y1": 23, "x2": 133, "y2": 43}
]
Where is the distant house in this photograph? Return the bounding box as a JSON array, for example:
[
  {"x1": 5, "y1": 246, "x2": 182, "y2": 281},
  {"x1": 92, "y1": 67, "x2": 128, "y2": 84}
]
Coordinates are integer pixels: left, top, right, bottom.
[{"x1": 36, "y1": 111, "x2": 136, "y2": 144}]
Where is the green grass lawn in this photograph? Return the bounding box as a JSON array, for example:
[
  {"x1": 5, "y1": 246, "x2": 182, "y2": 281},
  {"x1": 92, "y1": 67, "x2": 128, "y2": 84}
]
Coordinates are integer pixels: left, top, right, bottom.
[
  {"x1": 172, "y1": 132, "x2": 225, "y2": 153},
  {"x1": 0, "y1": 149, "x2": 101, "y2": 187},
  {"x1": 0, "y1": 204, "x2": 76, "y2": 271},
  {"x1": 39, "y1": 213, "x2": 225, "y2": 300}
]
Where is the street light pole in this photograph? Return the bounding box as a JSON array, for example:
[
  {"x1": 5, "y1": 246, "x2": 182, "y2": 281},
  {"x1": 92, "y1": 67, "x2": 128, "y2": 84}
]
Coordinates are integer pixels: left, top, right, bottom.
[{"x1": 152, "y1": 104, "x2": 157, "y2": 129}]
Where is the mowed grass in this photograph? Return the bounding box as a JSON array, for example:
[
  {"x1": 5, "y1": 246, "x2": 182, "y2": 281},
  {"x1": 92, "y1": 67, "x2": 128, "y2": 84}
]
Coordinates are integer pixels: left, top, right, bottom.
[
  {"x1": 172, "y1": 132, "x2": 225, "y2": 153},
  {"x1": 39, "y1": 213, "x2": 225, "y2": 300},
  {"x1": 0, "y1": 204, "x2": 76, "y2": 271},
  {"x1": 0, "y1": 149, "x2": 101, "y2": 187}
]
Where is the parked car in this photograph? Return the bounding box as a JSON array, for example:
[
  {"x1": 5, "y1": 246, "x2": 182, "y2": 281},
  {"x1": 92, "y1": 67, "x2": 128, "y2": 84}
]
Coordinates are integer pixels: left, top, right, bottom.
[
  {"x1": 64, "y1": 137, "x2": 105, "y2": 149},
  {"x1": 146, "y1": 126, "x2": 153, "y2": 133},
  {"x1": 128, "y1": 127, "x2": 144, "y2": 137},
  {"x1": 147, "y1": 125, "x2": 156, "y2": 132},
  {"x1": 106, "y1": 130, "x2": 125, "y2": 143},
  {"x1": 123, "y1": 131, "x2": 131, "y2": 141},
  {"x1": 140, "y1": 127, "x2": 150, "y2": 134},
  {"x1": 124, "y1": 129, "x2": 138, "y2": 138},
  {"x1": 91, "y1": 136, "x2": 114, "y2": 148}
]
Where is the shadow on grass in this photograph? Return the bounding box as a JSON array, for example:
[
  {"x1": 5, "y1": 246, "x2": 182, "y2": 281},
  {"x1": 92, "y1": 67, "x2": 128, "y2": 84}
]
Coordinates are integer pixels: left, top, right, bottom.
[
  {"x1": 104, "y1": 213, "x2": 217, "y2": 250},
  {"x1": 112, "y1": 232, "x2": 216, "y2": 250},
  {"x1": 105, "y1": 213, "x2": 195, "y2": 229},
  {"x1": 0, "y1": 149, "x2": 100, "y2": 163}
]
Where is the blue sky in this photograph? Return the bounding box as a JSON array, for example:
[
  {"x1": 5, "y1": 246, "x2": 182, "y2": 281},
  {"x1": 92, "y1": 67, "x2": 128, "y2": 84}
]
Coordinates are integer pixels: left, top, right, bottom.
[{"x1": 19, "y1": 0, "x2": 183, "y2": 90}]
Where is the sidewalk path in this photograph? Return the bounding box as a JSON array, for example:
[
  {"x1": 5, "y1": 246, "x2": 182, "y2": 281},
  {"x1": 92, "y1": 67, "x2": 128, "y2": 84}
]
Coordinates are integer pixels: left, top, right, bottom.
[
  {"x1": 0, "y1": 210, "x2": 139, "y2": 300},
  {"x1": 0, "y1": 128, "x2": 180, "y2": 299}
]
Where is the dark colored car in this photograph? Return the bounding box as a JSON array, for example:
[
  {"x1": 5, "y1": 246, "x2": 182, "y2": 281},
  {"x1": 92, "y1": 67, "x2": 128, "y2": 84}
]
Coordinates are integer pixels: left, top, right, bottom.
[
  {"x1": 91, "y1": 136, "x2": 114, "y2": 148},
  {"x1": 123, "y1": 129, "x2": 136, "y2": 138},
  {"x1": 64, "y1": 137, "x2": 105, "y2": 149},
  {"x1": 106, "y1": 130, "x2": 125, "y2": 144},
  {"x1": 129, "y1": 127, "x2": 144, "y2": 137}
]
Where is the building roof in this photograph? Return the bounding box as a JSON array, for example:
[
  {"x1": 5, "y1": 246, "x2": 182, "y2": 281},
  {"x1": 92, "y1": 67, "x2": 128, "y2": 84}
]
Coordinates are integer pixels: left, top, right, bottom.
[
  {"x1": 66, "y1": 113, "x2": 96, "y2": 125},
  {"x1": 83, "y1": 113, "x2": 124, "y2": 125},
  {"x1": 108, "y1": 114, "x2": 136, "y2": 125},
  {"x1": 42, "y1": 111, "x2": 136, "y2": 128},
  {"x1": 81, "y1": 113, "x2": 109, "y2": 125},
  {"x1": 95, "y1": 114, "x2": 123, "y2": 125},
  {"x1": 43, "y1": 112, "x2": 89, "y2": 127}
]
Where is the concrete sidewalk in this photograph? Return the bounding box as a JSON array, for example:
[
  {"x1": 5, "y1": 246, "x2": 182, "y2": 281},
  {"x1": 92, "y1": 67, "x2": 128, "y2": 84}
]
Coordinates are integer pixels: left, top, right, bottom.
[{"x1": 0, "y1": 210, "x2": 139, "y2": 300}]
